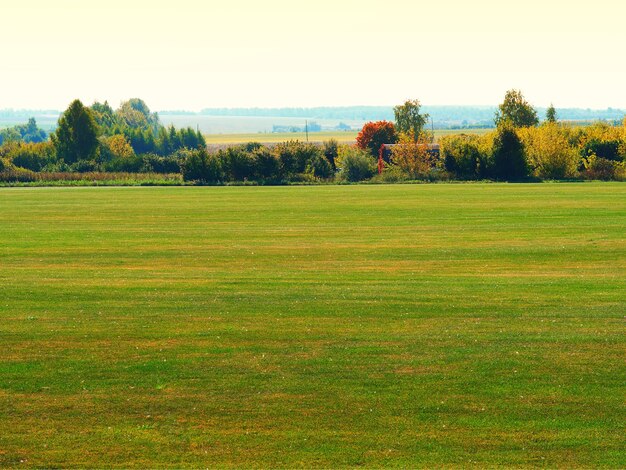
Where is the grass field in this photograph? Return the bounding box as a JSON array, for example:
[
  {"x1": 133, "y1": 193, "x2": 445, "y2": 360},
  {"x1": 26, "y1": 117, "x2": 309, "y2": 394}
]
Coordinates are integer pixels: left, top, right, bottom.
[
  {"x1": 203, "y1": 128, "x2": 491, "y2": 145},
  {"x1": 1, "y1": 184, "x2": 624, "y2": 468}
]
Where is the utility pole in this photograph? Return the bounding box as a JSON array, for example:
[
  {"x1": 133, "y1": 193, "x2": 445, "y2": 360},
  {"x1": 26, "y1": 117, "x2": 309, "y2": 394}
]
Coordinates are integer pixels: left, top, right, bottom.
[
  {"x1": 305, "y1": 120, "x2": 309, "y2": 142},
  {"x1": 430, "y1": 117, "x2": 434, "y2": 143}
]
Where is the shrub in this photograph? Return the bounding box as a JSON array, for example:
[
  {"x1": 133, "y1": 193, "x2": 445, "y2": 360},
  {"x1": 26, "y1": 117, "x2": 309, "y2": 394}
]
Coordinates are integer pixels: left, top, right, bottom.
[
  {"x1": 306, "y1": 153, "x2": 334, "y2": 180},
  {"x1": 581, "y1": 139, "x2": 621, "y2": 162},
  {"x1": 338, "y1": 147, "x2": 376, "y2": 182},
  {"x1": 254, "y1": 147, "x2": 281, "y2": 182},
  {"x1": 141, "y1": 153, "x2": 181, "y2": 174},
  {"x1": 518, "y1": 123, "x2": 579, "y2": 179},
  {"x1": 103, "y1": 155, "x2": 143, "y2": 173},
  {"x1": 369, "y1": 165, "x2": 410, "y2": 183},
  {"x1": 274, "y1": 141, "x2": 322, "y2": 178},
  {"x1": 323, "y1": 139, "x2": 339, "y2": 169},
  {"x1": 391, "y1": 134, "x2": 438, "y2": 179},
  {"x1": 5, "y1": 141, "x2": 55, "y2": 172},
  {"x1": 180, "y1": 148, "x2": 222, "y2": 183},
  {"x1": 70, "y1": 160, "x2": 101, "y2": 173},
  {"x1": 0, "y1": 165, "x2": 38, "y2": 182},
  {"x1": 220, "y1": 145, "x2": 257, "y2": 181},
  {"x1": 440, "y1": 134, "x2": 487, "y2": 179},
  {"x1": 582, "y1": 155, "x2": 624, "y2": 181}
]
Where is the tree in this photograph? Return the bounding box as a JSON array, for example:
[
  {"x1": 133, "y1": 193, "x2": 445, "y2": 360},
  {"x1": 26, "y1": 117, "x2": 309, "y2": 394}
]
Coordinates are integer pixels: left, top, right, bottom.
[
  {"x1": 356, "y1": 121, "x2": 397, "y2": 157},
  {"x1": 52, "y1": 100, "x2": 99, "y2": 164},
  {"x1": 495, "y1": 89, "x2": 539, "y2": 128},
  {"x1": 546, "y1": 104, "x2": 557, "y2": 123},
  {"x1": 180, "y1": 148, "x2": 223, "y2": 183},
  {"x1": 390, "y1": 133, "x2": 437, "y2": 179},
  {"x1": 394, "y1": 99, "x2": 429, "y2": 141},
  {"x1": 492, "y1": 122, "x2": 528, "y2": 180}
]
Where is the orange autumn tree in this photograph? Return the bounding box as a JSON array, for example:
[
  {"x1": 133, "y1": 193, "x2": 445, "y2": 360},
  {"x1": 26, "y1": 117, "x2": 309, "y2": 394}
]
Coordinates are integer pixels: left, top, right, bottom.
[{"x1": 356, "y1": 121, "x2": 397, "y2": 157}]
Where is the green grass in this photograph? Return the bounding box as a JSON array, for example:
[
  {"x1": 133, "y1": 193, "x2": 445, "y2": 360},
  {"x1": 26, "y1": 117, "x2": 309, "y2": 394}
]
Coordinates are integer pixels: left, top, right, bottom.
[{"x1": 0, "y1": 183, "x2": 624, "y2": 468}]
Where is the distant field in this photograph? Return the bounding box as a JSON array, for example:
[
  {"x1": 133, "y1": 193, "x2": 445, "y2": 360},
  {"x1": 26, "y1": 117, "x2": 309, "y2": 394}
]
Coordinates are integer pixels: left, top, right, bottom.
[
  {"x1": 204, "y1": 130, "x2": 359, "y2": 144},
  {"x1": 1, "y1": 184, "x2": 624, "y2": 467},
  {"x1": 204, "y1": 128, "x2": 492, "y2": 145}
]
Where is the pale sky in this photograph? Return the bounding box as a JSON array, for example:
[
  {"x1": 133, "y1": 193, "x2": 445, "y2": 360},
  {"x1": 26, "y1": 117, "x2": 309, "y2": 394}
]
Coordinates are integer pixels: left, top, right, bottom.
[{"x1": 2, "y1": 0, "x2": 625, "y2": 111}]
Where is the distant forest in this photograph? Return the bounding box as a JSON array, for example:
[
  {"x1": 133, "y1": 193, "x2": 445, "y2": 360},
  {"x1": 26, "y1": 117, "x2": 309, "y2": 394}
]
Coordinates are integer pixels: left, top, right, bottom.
[
  {"x1": 2, "y1": 105, "x2": 625, "y2": 132},
  {"x1": 163, "y1": 106, "x2": 626, "y2": 128}
]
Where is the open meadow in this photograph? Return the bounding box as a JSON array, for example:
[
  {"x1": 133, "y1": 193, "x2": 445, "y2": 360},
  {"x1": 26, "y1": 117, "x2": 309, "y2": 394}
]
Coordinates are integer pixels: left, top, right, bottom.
[{"x1": 0, "y1": 183, "x2": 624, "y2": 467}]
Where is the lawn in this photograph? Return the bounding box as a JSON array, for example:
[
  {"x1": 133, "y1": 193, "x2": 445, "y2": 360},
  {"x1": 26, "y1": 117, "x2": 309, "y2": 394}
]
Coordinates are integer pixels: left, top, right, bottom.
[{"x1": 0, "y1": 183, "x2": 624, "y2": 468}]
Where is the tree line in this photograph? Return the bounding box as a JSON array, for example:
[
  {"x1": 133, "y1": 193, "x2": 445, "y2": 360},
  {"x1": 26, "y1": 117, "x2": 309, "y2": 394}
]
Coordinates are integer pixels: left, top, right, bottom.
[{"x1": 0, "y1": 91, "x2": 625, "y2": 183}]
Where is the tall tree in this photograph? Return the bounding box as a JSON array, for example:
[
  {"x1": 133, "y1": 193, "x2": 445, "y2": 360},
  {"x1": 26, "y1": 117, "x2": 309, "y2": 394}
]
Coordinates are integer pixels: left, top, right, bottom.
[
  {"x1": 546, "y1": 104, "x2": 558, "y2": 123},
  {"x1": 495, "y1": 89, "x2": 539, "y2": 128},
  {"x1": 394, "y1": 99, "x2": 429, "y2": 141},
  {"x1": 52, "y1": 100, "x2": 99, "y2": 164},
  {"x1": 356, "y1": 121, "x2": 397, "y2": 157},
  {"x1": 492, "y1": 122, "x2": 528, "y2": 180}
]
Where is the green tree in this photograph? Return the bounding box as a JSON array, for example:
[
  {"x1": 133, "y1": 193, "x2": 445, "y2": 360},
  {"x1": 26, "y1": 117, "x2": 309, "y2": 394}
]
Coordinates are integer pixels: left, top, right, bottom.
[
  {"x1": 180, "y1": 148, "x2": 223, "y2": 183},
  {"x1": 492, "y1": 123, "x2": 529, "y2": 180},
  {"x1": 52, "y1": 100, "x2": 99, "y2": 164},
  {"x1": 495, "y1": 89, "x2": 539, "y2": 128},
  {"x1": 546, "y1": 104, "x2": 558, "y2": 123},
  {"x1": 394, "y1": 99, "x2": 429, "y2": 141}
]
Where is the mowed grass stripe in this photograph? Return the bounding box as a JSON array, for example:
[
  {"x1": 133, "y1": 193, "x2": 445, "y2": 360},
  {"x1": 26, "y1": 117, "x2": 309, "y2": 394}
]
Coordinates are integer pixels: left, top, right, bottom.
[{"x1": 0, "y1": 183, "x2": 624, "y2": 468}]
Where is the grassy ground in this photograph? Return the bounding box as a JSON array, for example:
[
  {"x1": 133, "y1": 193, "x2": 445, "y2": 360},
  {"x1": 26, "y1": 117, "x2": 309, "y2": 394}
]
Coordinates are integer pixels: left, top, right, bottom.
[
  {"x1": 0, "y1": 184, "x2": 624, "y2": 468},
  {"x1": 203, "y1": 128, "x2": 491, "y2": 145}
]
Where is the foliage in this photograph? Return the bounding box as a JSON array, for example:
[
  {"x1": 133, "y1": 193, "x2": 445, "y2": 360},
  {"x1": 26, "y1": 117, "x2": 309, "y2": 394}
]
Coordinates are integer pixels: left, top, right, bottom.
[
  {"x1": 394, "y1": 99, "x2": 429, "y2": 141},
  {"x1": 180, "y1": 148, "x2": 223, "y2": 183},
  {"x1": 546, "y1": 104, "x2": 558, "y2": 123},
  {"x1": 323, "y1": 139, "x2": 339, "y2": 169},
  {"x1": 0, "y1": 118, "x2": 47, "y2": 145},
  {"x1": 581, "y1": 155, "x2": 625, "y2": 181},
  {"x1": 390, "y1": 133, "x2": 438, "y2": 179},
  {"x1": 495, "y1": 89, "x2": 539, "y2": 128},
  {"x1": 52, "y1": 100, "x2": 99, "y2": 164},
  {"x1": 253, "y1": 147, "x2": 281, "y2": 182},
  {"x1": 356, "y1": 121, "x2": 397, "y2": 157},
  {"x1": 338, "y1": 146, "x2": 376, "y2": 181},
  {"x1": 518, "y1": 123, "x2": 579, "y2": 179},
  {"x1": 492, "y1": 123, "x2": 529, "y2": 180},
  {"x1": 305, "y1": 153, "x2": 334, "y2": 180},
  {"x1": 99, "y1": 134, "x2": 136, "y2": 162},
  {"x1": 274, "y1": 141, "x2": 324, "y2": 178},
  {"x1": 440, "y1": 134, "x2": 488, "y2": 179},
  {"x1": 70, "y1": 159, "x2": 101, "y2": 173},
  {"x1": 220, "y1": 145, "x2": 258, "y2": 181},
  {"x1": 116, "y1": 98, "x2": 161, "y2": 133},
  {"x1": 3, "y1": 141, "x2": 55, "y2": 171}
]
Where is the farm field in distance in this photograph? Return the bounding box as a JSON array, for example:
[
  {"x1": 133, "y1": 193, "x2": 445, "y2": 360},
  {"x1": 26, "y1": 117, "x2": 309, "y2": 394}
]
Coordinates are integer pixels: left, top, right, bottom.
[
  {"x1": 0, "y1": 183, "x2": 624, "y2": 467},
  {"x1": 203, "y1": 128, "x2": 491, "y2": 145},
  {"x1": 204, "y1": 130, "x2": 359, "y2": 145}
]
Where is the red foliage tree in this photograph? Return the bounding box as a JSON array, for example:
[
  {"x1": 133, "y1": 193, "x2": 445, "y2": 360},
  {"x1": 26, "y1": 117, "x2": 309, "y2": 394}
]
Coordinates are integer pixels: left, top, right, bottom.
[{"x1": 356, "y1": 121, "x2": 398, "y2": 157}]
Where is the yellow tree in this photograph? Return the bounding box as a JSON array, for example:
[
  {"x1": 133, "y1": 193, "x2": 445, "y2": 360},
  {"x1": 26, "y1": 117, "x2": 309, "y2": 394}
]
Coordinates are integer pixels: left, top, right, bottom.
[{"x1": 390, "y1": 133, "x2": 436, "y2": 179}]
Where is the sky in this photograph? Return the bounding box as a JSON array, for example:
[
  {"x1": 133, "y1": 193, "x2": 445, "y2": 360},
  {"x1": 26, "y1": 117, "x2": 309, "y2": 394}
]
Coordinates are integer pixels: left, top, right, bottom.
[{"x1": 2, "y1": 0, "x2": 626, "y2": 111}]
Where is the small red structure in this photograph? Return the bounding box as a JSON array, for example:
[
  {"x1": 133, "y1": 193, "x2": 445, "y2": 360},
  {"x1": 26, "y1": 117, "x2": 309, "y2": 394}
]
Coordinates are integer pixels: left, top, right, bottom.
[{"x1": 378, "y1": 144, "x2": 385, "y2": 174}]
